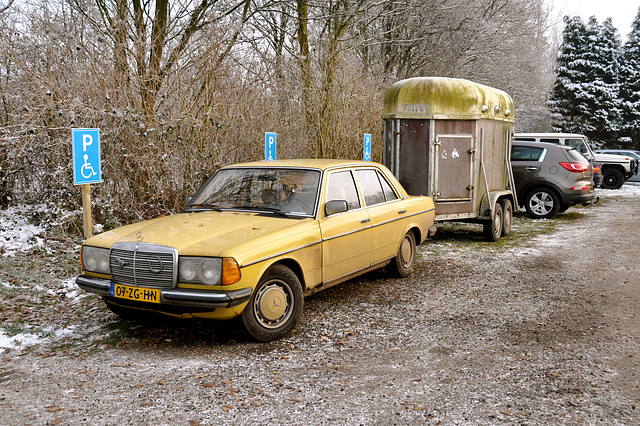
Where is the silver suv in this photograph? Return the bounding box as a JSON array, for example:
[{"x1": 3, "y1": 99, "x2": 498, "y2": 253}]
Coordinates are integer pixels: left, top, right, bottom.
[
  {"x1": 515, "y1": 133, "x2": 637, "y2": 189},
  {"x1": 511, "y1": 141, "x2": 595, "y2": 219}
]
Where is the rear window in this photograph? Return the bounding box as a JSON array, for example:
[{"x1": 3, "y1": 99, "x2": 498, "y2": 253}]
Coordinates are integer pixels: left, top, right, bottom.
[
  {"x1": 565, "y1": 148, "x2": 587, "y2": 163},
  {"x1": 511, "y1": 146, "x2": 545, "y2": 161}
]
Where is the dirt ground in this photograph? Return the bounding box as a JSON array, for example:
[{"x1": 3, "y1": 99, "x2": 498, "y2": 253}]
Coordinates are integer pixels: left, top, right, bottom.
[{"x1": 1, "y1": 187, "x2": 639, "y2": 425}]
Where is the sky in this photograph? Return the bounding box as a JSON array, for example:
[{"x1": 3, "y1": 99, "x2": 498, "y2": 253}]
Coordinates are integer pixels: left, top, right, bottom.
[{"x1": 551, "y1": 0, "x2": 639, "y2": 38}]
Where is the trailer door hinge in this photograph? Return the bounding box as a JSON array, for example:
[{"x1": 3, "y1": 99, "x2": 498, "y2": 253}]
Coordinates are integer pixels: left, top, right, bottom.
[
  {"x1": 467, "y1": 149, "x2": 475, "y2": 154},
  {"x1": 466, "y1": 185, "x2": 474, "y2": 191}
]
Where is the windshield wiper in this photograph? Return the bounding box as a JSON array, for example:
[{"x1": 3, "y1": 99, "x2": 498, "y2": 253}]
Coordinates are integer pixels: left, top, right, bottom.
[
  {"x1": 232, "y1": 205, "x2": 290, "y2": 217},
  {"x1": 187, "y1": 203, "x2": 223, "y2": 211}
]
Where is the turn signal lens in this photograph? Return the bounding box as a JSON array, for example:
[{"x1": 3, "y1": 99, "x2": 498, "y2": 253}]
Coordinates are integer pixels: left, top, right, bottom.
[
  {"x1": 559, "y1": 162, "x2": 588, "y2": 173},
  {"x1": 222, "y1": 257, "x2": 241, "y2": 285}
]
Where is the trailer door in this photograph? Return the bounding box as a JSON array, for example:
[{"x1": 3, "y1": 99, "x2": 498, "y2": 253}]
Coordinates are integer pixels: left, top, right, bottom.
[{"x1": 433, "y1": 134, "x2": 474, "y2": 202}]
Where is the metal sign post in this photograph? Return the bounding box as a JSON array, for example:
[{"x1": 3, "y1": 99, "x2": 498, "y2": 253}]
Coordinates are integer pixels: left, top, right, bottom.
[
  {"x1": 265, "y1": 132, "x2": 277, "y2": 161},
  {"x1": 363, "y1": 133, "x2": 372, "y2": 161},
  {"x1": 72, "y1": 128, "x2": 101, "y2": 239}
]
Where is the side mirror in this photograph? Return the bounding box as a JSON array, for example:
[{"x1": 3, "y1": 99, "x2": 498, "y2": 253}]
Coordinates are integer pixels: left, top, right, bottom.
[{"x1": 325, "y1": 200, "x2": 348, "y2": 216}]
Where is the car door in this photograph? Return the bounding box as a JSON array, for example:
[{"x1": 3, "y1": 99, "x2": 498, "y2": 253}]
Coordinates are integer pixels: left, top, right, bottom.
[
  {"x1": 353, "y1": 168, "x2": 406, "y2": 265},
  {"x1": 318, "y1": 169, "x2": 372, "y2": 283},
  {"x1": 511, "y1": 145, "x2": 546, "y2": 195}
]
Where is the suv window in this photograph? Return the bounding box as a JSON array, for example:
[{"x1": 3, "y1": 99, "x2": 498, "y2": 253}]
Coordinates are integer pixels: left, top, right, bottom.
[
  {"x1": 566, "y1": 148, "x2": 587, "y2": 163},
  {"x1": 565, "y1": 138, "x2": 589, "y2": 156},
  {"x1": 511, "y1": 146, "x2": 545, "y2": 161},
  {"x1": 326, "y1": 171, "x2": 360, "y2": 210},
  {"x1": 540, "y1": 138, "x2": 560, "y2": 144}
]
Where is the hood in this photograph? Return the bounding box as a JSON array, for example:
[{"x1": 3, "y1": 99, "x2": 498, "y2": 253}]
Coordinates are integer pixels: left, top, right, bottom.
[
  {"x1": 85, "y1": 211, "x2": 310, "y2": 256},
  {"x1": 593, "y1": 152, "x2": 632, "y2": 164}
]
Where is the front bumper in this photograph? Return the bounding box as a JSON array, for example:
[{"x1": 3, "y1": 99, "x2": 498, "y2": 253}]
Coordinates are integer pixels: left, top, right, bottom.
[{"x1": 76, "y1": 275, "x2": 253, "y2": 309}]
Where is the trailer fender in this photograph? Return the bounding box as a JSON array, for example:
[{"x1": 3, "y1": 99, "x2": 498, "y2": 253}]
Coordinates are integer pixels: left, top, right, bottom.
[{"x1": 479, "y1": 190, "x2": 516, "y2": 219}]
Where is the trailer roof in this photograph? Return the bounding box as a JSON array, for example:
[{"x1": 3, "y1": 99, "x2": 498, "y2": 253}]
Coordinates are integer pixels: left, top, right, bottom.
[{"x1": 382, "y1": 77, "x2": 514, "y2": 122}]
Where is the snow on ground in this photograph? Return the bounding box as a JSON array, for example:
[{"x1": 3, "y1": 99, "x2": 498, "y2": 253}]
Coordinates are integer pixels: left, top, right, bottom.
[
  {"x1": 0, "y1": 205, "x2": 46, "y2": 257},
  {"x1": 1, "y1": 183, "x2": 639, "y2": 350},
  {"x1": 0, "y1": 326, "x2": 78, "y2": 351}
]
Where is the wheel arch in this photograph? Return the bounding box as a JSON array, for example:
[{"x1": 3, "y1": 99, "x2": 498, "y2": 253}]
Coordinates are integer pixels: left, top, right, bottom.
[
  {"x1": 519, "y1": 182, "x2": 566, "y2": 206},
  {"x1": 268, "y1": 258, "x2": 307, "y2": 293}
]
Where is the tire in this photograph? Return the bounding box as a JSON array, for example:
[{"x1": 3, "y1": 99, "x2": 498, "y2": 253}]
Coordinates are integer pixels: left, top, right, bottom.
[
  {"x1": 524, "y1": 188, "x2": 560, "y2": 219},
  {"x1": 390, "y1": 230, "x2": 416, "y2": 277},
  {"x1": 242, "y1": 264, "x2": 303, "y2": 342},
  {"x1": 500, "y1": 199, "x2": 513, "y2": 237},
  {"x1": 483, "y1": 202, "x2": 503, "y2": 242},
  {"x1": 602, "y1": 169, "x2": 624, "y2": 189}
]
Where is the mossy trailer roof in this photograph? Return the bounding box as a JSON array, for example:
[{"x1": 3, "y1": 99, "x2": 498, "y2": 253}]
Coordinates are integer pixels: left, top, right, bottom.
[{"x1": 382, "y1": 77, "x2": 514, "y2": 122}]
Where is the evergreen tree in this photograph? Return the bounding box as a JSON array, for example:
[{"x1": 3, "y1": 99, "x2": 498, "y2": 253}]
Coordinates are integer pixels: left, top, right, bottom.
[
  {"x1": 583, "y1": 17, "x2": 622, "y2": 145},
  {"x1": 548, "y1": 16, "x2": 621, "y2": 145},
  {"x1": 547, "y1": 16, "x2": 591, "y2": 134},
  {"x1": 620, "y1": 9, "x2": 640, "y2": 149}
]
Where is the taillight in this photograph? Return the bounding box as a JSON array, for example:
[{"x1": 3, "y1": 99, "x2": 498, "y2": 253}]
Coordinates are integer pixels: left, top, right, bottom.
[
  {"x1": 593, "y1": 164, "x2": 601, "y2": 174},
  {"x1": 570, "y1": 185, "x2": 593, "y2": 191},
  {"x1": 559, "y1": 162, "x2": 588, "y2": 173}
]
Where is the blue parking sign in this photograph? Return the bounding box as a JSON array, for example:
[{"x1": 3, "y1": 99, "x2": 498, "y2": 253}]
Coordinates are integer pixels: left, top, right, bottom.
[
  {"x1": 265, "y1": 132, "x2": 276, "y2": 161},
  {"x1": 72, "y1": 128, "x2": 101, "y2": 185},
  {"x1": 363, "y1": 133, "x2": 372, "y2": 161}
]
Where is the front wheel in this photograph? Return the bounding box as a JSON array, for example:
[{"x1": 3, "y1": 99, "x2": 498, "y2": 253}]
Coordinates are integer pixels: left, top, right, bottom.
[
  {"x1": 483, "y1": 202, "x2": 503, "y2": 242},
  {"x1": 390, "y1": 231, "x2": 416, "y2": 277},
  {"x1": 242, "y1": 264, "x2": 303, "y2": 342},
  {"x1": 525, "y1": 188, "x2": 560, "y2": 219},
  {"x1": 602, "y1": 169, "x2": 624, "y2": 189}
]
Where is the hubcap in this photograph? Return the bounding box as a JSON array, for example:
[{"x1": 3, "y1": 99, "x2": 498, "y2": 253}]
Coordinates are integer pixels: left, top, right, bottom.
[
  {"x1": 254, "y1": 282, "x2": 291, "y2": 328},
  {"x1": 399, "y1": 235, "x2": 414, "y2": 267},
  {"x1": 530, "y1": 192, "x2": 553, "y2": 216}
]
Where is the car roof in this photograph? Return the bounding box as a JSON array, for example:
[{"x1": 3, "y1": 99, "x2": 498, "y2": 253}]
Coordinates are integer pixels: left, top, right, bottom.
[
  {"x1": 512, "y1": 140, "x2": 572, "y2": 150},
  {"x1": 223, "y1": 159, "x2": 382, "y2": 171},
  {"x1": 514, "y1": 133, "x2": 586, "y2": 138}
]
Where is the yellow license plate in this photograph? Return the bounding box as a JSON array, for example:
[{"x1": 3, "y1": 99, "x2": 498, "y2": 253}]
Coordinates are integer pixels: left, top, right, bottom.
[{"x1": 110, "y1": 283, "x2": 161, "y2": 303}]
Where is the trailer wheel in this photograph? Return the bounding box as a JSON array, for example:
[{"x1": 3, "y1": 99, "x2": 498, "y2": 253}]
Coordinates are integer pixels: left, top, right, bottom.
[
  {"x1": 500, "y1": 199, "x2": 513, "y2": 237},
  {"x1": 483, "y1": 203, "x2": 503, "y2": 242}
]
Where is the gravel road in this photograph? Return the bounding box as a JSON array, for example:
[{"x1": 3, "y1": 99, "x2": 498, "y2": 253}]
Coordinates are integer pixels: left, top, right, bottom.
[{"x1": 1, "y1": 187, "x2": 639, "y2": 425}]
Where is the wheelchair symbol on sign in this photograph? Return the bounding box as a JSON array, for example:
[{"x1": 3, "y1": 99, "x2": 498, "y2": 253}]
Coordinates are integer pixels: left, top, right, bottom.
[{"x1": 81, "y1": 154, "x2": 97, "y2": 179}]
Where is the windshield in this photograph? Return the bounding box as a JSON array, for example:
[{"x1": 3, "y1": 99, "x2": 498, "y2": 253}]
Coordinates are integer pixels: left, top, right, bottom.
[{"x1": 188, "y1": 168, "x2": 321, "y2": 217}]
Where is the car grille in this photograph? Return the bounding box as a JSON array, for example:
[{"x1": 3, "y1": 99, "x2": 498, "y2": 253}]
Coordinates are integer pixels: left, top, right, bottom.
[{"x1": 110, "y1": 242, "x2": 178, "y2": 288}]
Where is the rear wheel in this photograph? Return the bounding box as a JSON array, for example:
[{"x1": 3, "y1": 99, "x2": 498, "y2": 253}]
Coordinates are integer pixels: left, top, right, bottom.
[
  {"x1": 242, "y1": 264, "x2": 303, "y2": 342},
  {"x1": 483, "y1": 203, "x2": 503, "y2": 242},
  {"x1": 500, "y1": 199, "x2": 513, "y2": 237},
  {"x1": 390, "y1": 231, "x2": 416, "y2": 277},
  {"x1": 525, "y1": 188, "x2": 560, "y2": 219},
  {"x1": 602, "y1": 169, "x2": 624, "y2": 189}
]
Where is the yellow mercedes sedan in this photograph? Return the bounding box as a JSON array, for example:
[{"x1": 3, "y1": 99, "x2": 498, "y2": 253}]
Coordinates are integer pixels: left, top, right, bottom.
[{"x1": 77, "y1": 160, "x2": 435, "y2": 341}]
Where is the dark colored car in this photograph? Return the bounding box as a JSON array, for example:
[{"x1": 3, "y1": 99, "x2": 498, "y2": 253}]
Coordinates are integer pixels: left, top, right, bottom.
[{"x1": 511, "y1": 141, "x2": 595, "y2": 219}]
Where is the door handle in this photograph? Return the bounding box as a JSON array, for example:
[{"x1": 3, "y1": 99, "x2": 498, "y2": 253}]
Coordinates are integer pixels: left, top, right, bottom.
[
  {"x1": 360, "y1": 218, "x2": 371, "y2": 223},
  {"x1": 524, "y1": 167, "x2": 538, "y2": 171},
  {"x1": 397, "y1": 209, "x2": 407, "y2": 214}
]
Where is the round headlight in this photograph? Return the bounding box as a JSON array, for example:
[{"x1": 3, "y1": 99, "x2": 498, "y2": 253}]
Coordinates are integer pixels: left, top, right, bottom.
[
  {"x1": 200, "y1": 259, "x2": 221, "y2": 285},
  {"x1": 83, "y1": 247, "x2": 97, "y2": 271},
  {"x1": 97, "y1": 251, "x2": 110, "y2": 273},
  {"x1": 180, "y1": 260, "x2": 197, "y2": 282}
]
